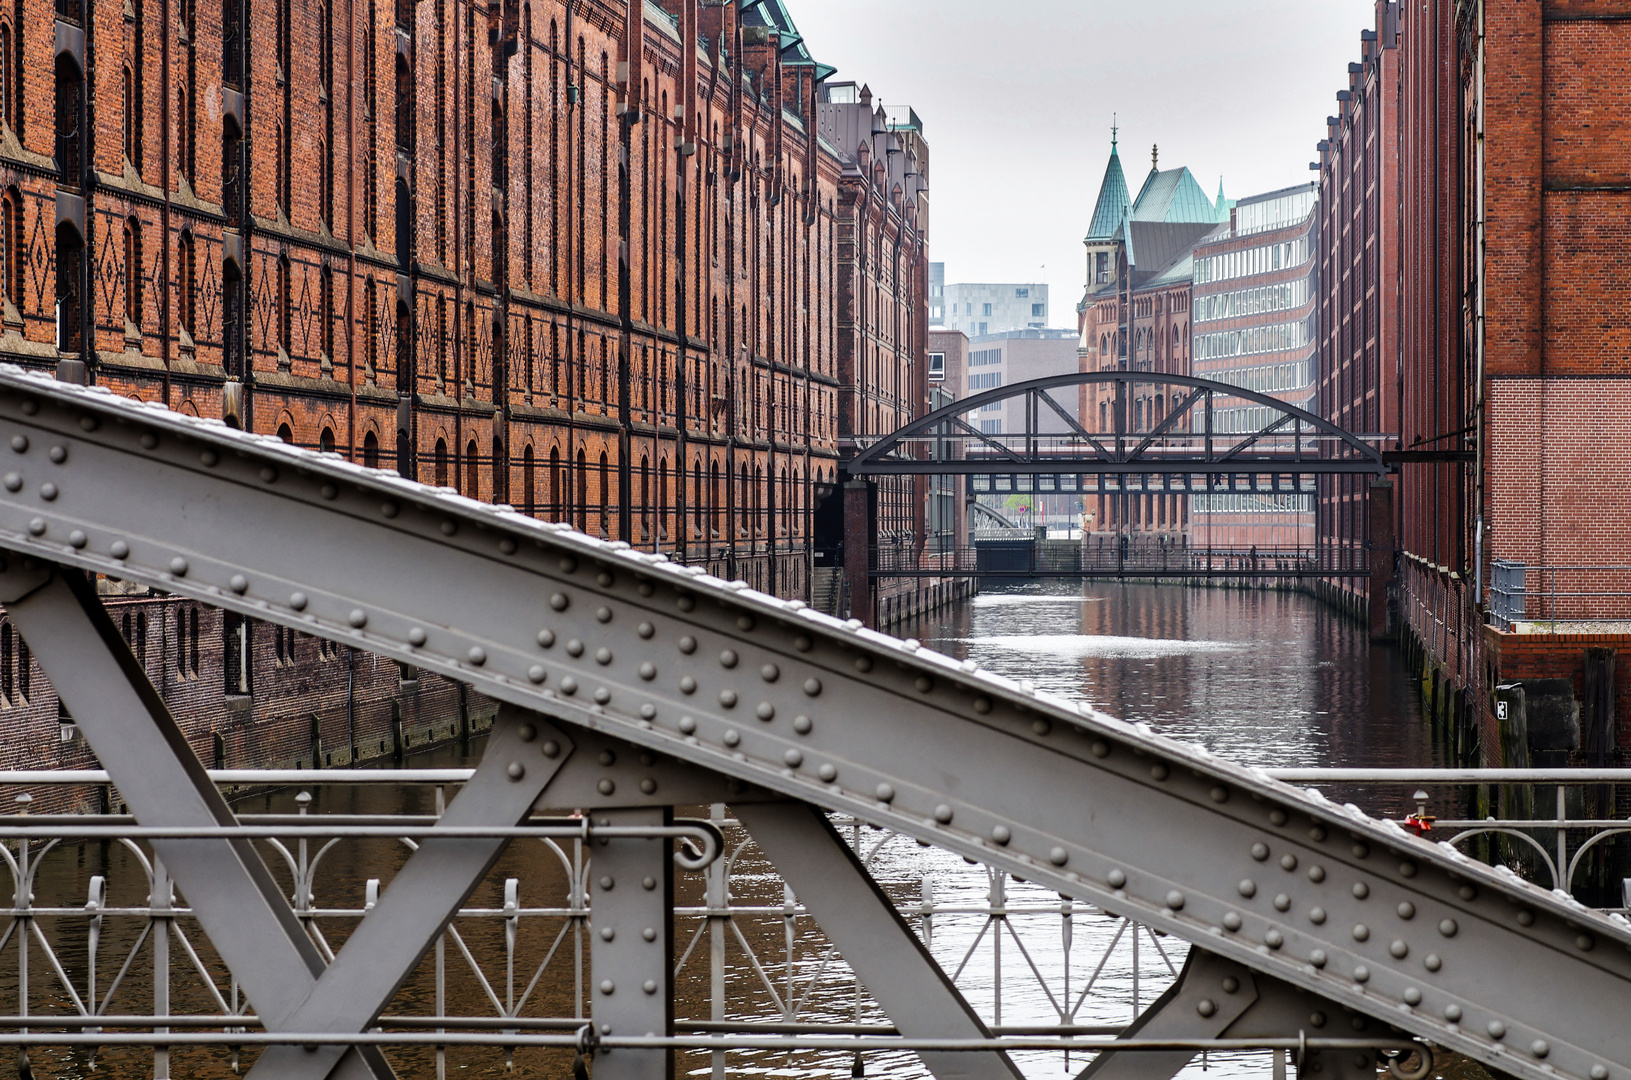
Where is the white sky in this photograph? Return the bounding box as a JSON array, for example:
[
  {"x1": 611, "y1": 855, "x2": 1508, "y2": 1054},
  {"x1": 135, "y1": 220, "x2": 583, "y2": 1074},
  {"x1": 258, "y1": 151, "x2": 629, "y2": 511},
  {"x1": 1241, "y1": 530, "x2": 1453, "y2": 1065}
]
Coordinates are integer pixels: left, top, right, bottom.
[{"x1": 789, "y1": 0, "x2": 1376, "y2": 327}]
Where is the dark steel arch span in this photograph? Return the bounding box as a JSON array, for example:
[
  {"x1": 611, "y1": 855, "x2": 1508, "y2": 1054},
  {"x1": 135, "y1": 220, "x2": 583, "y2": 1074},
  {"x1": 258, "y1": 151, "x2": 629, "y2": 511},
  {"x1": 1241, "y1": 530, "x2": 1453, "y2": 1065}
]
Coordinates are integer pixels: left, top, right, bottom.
[
  {"x1": 0, "y1": 368, "x2": 1614, "y2": 1080},
  {"x1": 848, "y1": 371, "x2": 1385, "y2": 477}
]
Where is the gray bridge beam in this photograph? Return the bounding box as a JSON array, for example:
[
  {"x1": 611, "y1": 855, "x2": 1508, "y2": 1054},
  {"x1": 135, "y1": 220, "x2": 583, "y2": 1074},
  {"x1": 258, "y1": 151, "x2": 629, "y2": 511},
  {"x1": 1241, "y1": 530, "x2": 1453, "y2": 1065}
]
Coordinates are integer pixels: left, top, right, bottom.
[{"x1": 0, "y1": 369, "x2": 1616, "y2": 1080}]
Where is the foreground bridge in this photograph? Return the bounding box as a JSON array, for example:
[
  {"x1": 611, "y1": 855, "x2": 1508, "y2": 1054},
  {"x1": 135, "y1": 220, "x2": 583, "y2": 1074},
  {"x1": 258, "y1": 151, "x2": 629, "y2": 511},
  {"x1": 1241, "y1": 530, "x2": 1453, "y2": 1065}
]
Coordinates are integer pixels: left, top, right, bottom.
[{"x1": 0, "y1": 366, "x2": 1614, "y2": 1080}]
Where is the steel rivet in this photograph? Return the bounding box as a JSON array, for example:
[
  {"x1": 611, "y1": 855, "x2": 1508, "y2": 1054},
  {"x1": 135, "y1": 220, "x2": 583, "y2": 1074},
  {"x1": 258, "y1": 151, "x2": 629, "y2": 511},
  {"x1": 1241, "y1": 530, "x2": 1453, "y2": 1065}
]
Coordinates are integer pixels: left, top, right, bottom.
[
  {"x1": 499, "y1": 537, "x2": 518, "y2": 554},
  {"x1": 755, "y1": 702, "x2": 775, "y2": 721},
  {"x1": 855, "y1": 656, "x2": 873, "y2": 673},
  {"x1": 1031, "y1": 718, "x2": 1050, "y2": 735},
  {"x1": 643, "y1": 980, "x2": 657, "y2": 995},
  {"x1": 381, "y1": 501, "x2": 399, "y2": 517},
  {"x1": 599, "y1": 927, "x2": 615, "y2": 941},
  {"x1": 638, "y1": 622, "x2": 655, "y2": 639},
  {"x1": 506, "y1": 762, "x2": 525, "y2": 781},
  {"x1": 1309, "y1": 1012, "x2": 1326, "y2": 1028},
  {"x1": 1239, "y1": 880, "x2": 1257, "y2": 898},
  {"x1": 229, "y1": 574, "x2": 247, "y2": 593},
  {"x1": 736, "y1": 614, "x2": 754, "y2": 631},
  {"x1": 722, "y1": 730, "x2": 740, "y2": 747},
  {"x1": 1222, "y1": 976, "x2": 1239, "y2": 994},
  {"x1": 720, "y1": 650, "x2": 738, "y2": 668},
  {"x1": 596, "y1": 607, "x2": 612, "y2": 623},
  {"x1": 1517, "y1": 910, "x2": 1534, "y2": 926},
  {"x1": 677, "y1": 594, "x2": 695, "y2": 611},
  {"x1": 794, "y1": 635, "x2": 813, "y2": 652},
  {"x1": 680, "y1": 676, "x2": 697, "y2": 695},
  {"x1": 1590, "y1": 1066, "x2": 1608, "y2": 1080},
  {"x1": 560, "y1": 677, "x2": 578, "y2": 696},
  {"x1": 1210, "y1": 786, "x2": 1228, "y2": 803},
  {"x1": 599, "y1": 750, "x2": 616, "y2": 766},
  {"x1": 1279, "y1": 853, "x2": 1297, "y2": 871},
  {"x1": 991, "y1": 825, "x2": 1011, "y2": 845},
  {"x1": 640, "y1": 778, "x2": 657, "y2": 793},
  {"x1": 792, "y1": 715, "x2": 812, "y2": 734},
  {"x1": 409, "y1": 628, "x2": 428, "y2": 647},
  {"x1": 1488, "y1": 1021, "x2": 1506, "y2": 1040},
  {"x1": 1150, "y1": 763, "x2": 1169, "y2": 780},
  {"x1": 1424, "y1": 953, "x2": 1441, "y2": 972},
  {"x1": 679, "y1": 636, "x2": 697, "y2": 654},
  {"x1": 599, "y1": 980, "x2": 614, "y2": 995},
  {"x1": 440, "y1": 520, "x2": 457, "y2": 535},
  {"x1": 39, "y1": 482, "x2": 56, "y2": 501},
  {"x1": 916, "y1": 676, "x2": 933, "y2": 693},
  {"x1": 1264, "y1": 929, "x2": 1284, "y2": 948},
  {"x1": 518, "y1": 723, "x2": 536, "y2": 742},
  {"x1": 1274, "y1": 893, "x2": 1291, "y2": 912},
  {"x1": 1165, "y1": 890, "x2": 1185, "y2": 911},
  {"x1": 1310, "y1": 826, "x2": 1327, "y2": 841},
  {"x1": 25, "y1": 518, "x2": 42, "y2": 536},
  {"x1": 468, "y1": 647, "x2": 487, "y2": 666},
  {"x1": 1091, "y1": 740, "x2": 1110, "y2": 757},
  {"x1": 319, "y1": 483, "x2": 337, "y2": 500},
  {"x1": 1396, "y1": 901, "x2": 1415, "y2": 920},
  {"x1": 8, "y1": 436, "x2": 23, "y2": 453},
  {"x1": 348, "y1": 609, "x2": 367, "y2": 628},
  {"x1": 678, "y1": 717, "x2": 697, "y2": 735},
  {"x1": 1404, "y1": 987, "x2": 1422, "y2": 1007},
  {"x1": 875, "y1": 782, "x2": 895, "y2": 802},
  {"x1": 1352, "y1": 965, "x2": 1370, "y2": 984},
  {"x1": 1270, "y1": 809, "x2": 1288, "y2": 825},
  {"x1": 1223, "y1": 912, "x2": 1242, "y2": 931},
  {"x1": 68, "y1": 529, "x2": 85, "y2": 548},
  {"x1": 289, "y1": 592, "x2": 309, "y2": 611},
  {"x1": 1049, "y1": 847, "x2": 1068, "y2": 866},
  {"x1": 639, "y1": 662, "x2": 657, "y2": 681},
  {"x1": 1309, "y1": 906, "x2": 1326, "y2": 925},
  {"x1": 1352, "y1": 924, "x2": 1369, "y2": 941},
  {"x1": 639, "y1": 704, "x2": 656, "y2": 720},
  {"x1": 536, "y1": 629, "x2": 555, "y2": 648},
  {"x1": 567, "y1": 640, "x2": 584, "y2": 658},
  {"x1": 933, "y1": 804, "x2": 953, "y2": 824},
  {"x1": 2, "y1": 473, "x2": 19, "y2": 492},
  {"x1": 1309, "y1": 948, "x2": 1327, "y2": 968},
  {"x1": 1399, "y1": 861, "x2": 1417, "y2": 878},
  {"x1": 818, "y1": 763, "x2": 837, "y2": 782},
  {"x1": 260, "y1": 467, "x2": 278, "y2": 483},
  {"x1": 542, "y1": 740, "x2": 561, "y2": 758},
  {"x1": 1307, "y1": 865, "x2": 1325, "y2": 883},
  {"x1": 592, "y1": 687, "x2": 610, "y2": 704},
  {"x1": 1437, "y1": 918, "x2": 1457, "y2": 937},
  {"x1": 550, "y1": 593, "x2": 569, "y2": 611},
  {"x1": 1196, "y1": 999, "x2": 1217, "y2": 1018},
  {"x1": 1531, "y1": 1041, "x2": 1551, "y2": 1060},
  {"x1": 804, "y1": 678, "x2": 822, "y2": 696},
  {"x1": 784, "y1": 749, "x2": 803, "y2": 768},
  {"x1": 1251, "y1": 843, "x2": 1270, "y2": 861},
  {"x1": 1445, "y1": 1004, "x2": 1462, "y2": 1022},
  {"x1": 139, "y1": 432, "x2": 158, "y2": 449},
  {"x1": 642, "y1": 927, "x2": 657, "y2": 941},
  {"x1": 77, "y1": 415, "x2": 97, "y2": 431},
  {"x1": 18, "y1": 400, "x2": 33, "y2": 415},
  {"x1": 1352, "y1": 842, "x2": 1369, "y2": 858},
  {"x1": 637, "y1": 581, "x2": 654, "y2": 597},
  {"x1": 761, "y1": 663, "x2": 780, "y2": 682},
  {"x1": 597, "y1": 778, "x2": 615, "y2": 795},
  {"x1": 110, "y1": 541, "x2": 129, "y2": 559},
  {"x1": 200, "y1": 449, "x2": 218, "y2": 466},
  {"x1": 1577, "y1": 934, "x2": 1595, "y2": 951},
  {"x1": 718, "y1": 689, "x2": 738, "y2": 708},
  {"x1": 1389, "y1": 939, "x2": 1408, "y2": 958},
  {"x1": 47, "y1": 445, "x2": 65, "y2": 464},
  {"x1": 170, "y1": 557, "x2": 189, "y2": 576},
  {"x1": 974, "y1": 697, "x2": 992, "y2": 714},
  {"x1": 595, "y1": 647, "x2": 612, "y2": 665},
  {"x1": 1352, "y1": 882, "x2": 1369, "y2": 899},
  {"x1": 597, "y1": 570, "x2": 614, "y2": 587}
]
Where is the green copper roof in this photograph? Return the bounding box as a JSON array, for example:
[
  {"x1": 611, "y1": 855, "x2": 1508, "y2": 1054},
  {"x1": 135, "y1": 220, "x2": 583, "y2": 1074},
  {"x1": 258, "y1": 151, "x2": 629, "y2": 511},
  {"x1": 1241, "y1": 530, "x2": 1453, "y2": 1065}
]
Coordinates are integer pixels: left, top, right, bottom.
[
  {"x1": 741, "y1": 0, "x2": 833, "y2": 79},
  {"x1": 1131, "y1": 166, "x2": 1222, "y2": 225},
  {"x1": 1085, "y1": 139, "x2": 1130, "y2": 241}
]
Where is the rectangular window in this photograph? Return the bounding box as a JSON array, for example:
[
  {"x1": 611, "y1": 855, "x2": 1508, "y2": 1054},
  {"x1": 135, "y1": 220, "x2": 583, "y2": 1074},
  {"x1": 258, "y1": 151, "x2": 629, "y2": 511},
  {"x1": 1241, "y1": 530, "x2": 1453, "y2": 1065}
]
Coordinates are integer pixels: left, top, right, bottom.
[
  {"x1": 928, "y1": 352, "x2": 945, "y2": 381},
  {"x1": 1015, "y1": 288, "x2": 1027, "y2": 298},
  {"x1": 978, "y1": 322, "x2": 988, "y2": 335},
  {"x1": 978, "y1": 419, "x2": 1002, "y2": 434},
  {"x1": 222, "y1": 611, "x2": 252, "y2": 696},
  {"x1": 982, "y1": 303, "x2": 992, "y2": 317},
  {"x1": 1031, "y1": 303, "x2": 1044, "y2": 317}
]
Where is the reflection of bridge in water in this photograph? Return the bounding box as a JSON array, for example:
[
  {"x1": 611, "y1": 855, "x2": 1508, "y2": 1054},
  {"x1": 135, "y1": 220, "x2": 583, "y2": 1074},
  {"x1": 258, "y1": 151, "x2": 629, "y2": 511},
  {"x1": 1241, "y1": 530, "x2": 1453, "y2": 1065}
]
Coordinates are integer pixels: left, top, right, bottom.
[
  {"x1": 871, "y1": 540, "x2": 1368, "y2": 580},
  {"x1": 0, "y1": 367, "x2": 1616, "y2": 1080}
]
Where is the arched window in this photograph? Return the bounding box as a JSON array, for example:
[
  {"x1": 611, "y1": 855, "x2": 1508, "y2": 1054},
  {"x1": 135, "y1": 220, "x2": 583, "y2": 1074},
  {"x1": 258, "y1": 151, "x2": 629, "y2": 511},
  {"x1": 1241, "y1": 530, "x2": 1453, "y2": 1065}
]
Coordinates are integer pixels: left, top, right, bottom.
[
  {"x1": 0, "y1": 21, "x2": 15, "y2": 136},
  {"x1": 548, "y1": 446, "x2": 561, "y2": 519},
  {"x1": 319, "y1": 427, "x2": 335, "y2": 454},
  {"x1": 465, "y1": 438, "x2": 479, "y2": 497},
  {"x1": 597, "y1": 451, "x2": 610, "y2": 536},
  {"x1": 177, "y1": 230, "x2": 196, "y2": 340},
  {"x1": 396, "y1": 429, "x2": 413, "y2": 479},
  {"x1": 434, "y1": 437, "x2": 448, "y2": 487},
  {"x1": 123, "y1": 216, "x2": 143, "y2": 329},
  {"x1": 362, "y1": 430, "x2": 380, "y2": 469},
  {"x1": 320, "y1": 263, "x2": 335, "y2": 366},
  {"x1": 657, "y1": 459, "x2": 668, "y2": 542},
  {"x1": 492, "y1": 435, "x2": 505, "y2": 503},
  {"x1": 55, "y1": 223, "x2": 83, "y2": 353},
  {"x1": 222, "y1": 116, "x2": 242, "y2": 225},
  {"x1": 277, "y1": 254, "x2": 292, "y2": 358},
  {"x1": 638, "y1": 454, "x2": 649, "y2": 538},
  {"x1": 395, "y1": 300, "x2": 413, "y2": 393},
  {"x1": 277, "y1": 423, "x2": 294, "y2": 444},
  {"x1": 522, "y1": 444, "x2": 535, "y2": 515},
  {"x1": 0, "y1": 187, "x2": 20, "y2": 310},
  {"x1": 709, "y1": 460, "x2": 721, "y2": 537},
  {"x1": 122, "y1": 64, "x2": 136, "y2": 163},
  {"x1": 576, "y1": 448, "x2": 587, "y2": 530},
  {"x1": 55, "y1": 55, "x2": 83, "y2": 187}
]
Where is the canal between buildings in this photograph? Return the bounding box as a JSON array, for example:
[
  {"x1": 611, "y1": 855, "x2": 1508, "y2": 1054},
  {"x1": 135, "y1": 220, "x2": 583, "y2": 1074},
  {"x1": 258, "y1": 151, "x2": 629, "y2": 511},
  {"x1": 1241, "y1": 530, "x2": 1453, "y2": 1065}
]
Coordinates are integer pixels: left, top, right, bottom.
[{"x1": 14, "y1": 582, "x2": 1440, "y2": 1080}]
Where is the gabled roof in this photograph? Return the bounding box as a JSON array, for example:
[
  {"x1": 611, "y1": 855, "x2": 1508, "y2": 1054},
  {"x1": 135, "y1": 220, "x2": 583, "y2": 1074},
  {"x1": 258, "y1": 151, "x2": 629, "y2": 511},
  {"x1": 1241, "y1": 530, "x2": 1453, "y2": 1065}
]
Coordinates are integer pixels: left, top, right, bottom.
[
  {"x1": 741, "y1": 0, "x2": 836, "y2": 81},
  {"x1": 1085, "y1": 139, "x2": 1130, "y2": 241},
  {"x1": 1131, "y1": 166, "x2": 1222, "y2": 225},
  {"x1": 1213, "y1": 178, "x2": 1235, "y2": 220}
]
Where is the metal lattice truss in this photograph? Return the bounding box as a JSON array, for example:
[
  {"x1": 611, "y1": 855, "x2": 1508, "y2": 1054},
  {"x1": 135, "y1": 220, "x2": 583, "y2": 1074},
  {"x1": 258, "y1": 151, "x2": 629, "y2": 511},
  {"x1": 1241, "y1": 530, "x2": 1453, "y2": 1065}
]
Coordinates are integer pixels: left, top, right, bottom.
[
  {"x1": 0, "y1": 366, "x2": 1614, "y2": 1080},
  {"x1": 846, "y1": 372, "x2": 1385, "y2": 491}
]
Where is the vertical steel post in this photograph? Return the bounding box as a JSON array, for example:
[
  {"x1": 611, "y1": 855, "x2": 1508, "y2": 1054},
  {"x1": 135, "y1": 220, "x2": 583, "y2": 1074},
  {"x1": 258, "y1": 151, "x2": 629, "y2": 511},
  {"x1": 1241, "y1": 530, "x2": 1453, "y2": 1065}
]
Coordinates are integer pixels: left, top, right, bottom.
[
  {"x1": 153, "y1": 855, "x2": 172, "y2": 1080},
  {"x1": 589, "y1": 806, "x2": 675, "y2": 1080},
  {"x1": 707, "y1": 802, "x2": 727, "y2": 1080}
]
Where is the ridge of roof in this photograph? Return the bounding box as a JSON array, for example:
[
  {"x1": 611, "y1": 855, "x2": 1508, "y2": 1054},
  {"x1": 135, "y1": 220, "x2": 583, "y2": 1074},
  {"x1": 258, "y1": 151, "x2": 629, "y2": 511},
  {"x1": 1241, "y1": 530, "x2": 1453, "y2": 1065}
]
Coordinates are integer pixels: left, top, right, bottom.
[{"x1": 1085, "y1": 138, "x2": 1130, "y2": 241}]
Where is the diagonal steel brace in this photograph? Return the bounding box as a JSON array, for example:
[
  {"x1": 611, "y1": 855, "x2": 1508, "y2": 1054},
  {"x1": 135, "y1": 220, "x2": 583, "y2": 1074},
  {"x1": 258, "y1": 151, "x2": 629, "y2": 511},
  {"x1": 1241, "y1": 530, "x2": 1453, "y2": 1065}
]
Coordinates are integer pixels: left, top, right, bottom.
[{"x1": 734, "y1": 800, "x2": 1024, "y2": 1080}]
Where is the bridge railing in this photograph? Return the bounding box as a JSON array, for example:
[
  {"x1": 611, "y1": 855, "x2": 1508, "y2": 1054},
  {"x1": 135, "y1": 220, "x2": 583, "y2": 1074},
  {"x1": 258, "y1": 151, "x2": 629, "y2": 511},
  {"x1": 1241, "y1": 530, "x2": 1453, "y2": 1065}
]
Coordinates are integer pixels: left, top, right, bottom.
[{"x1": 868, "y1": 543, "x2": 1369, "y2": 578}]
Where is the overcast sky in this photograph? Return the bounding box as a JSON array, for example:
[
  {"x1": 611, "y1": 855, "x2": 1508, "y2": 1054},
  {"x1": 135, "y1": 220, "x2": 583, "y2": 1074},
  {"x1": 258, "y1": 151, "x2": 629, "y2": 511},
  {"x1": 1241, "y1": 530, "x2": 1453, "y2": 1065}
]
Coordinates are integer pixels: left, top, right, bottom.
[{"x1": 790, "y1": 0, "x2": 1376, "y2": 327}]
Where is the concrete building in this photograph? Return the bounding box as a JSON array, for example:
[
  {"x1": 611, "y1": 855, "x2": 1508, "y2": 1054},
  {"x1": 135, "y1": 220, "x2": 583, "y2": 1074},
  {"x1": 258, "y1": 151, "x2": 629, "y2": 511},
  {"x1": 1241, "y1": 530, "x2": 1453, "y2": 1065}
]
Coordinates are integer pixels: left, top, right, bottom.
[
  {"x1": 1077, "y1": 137, "x2": 1223, "y2": 540},
  {"x1": 930, "y1": 262, "x2": 947, "y2": 325},
  {"x1": 964, "y1": 328, "x2": 1080, "y2": 436},
  {"x1": 942, "y1": 282, "x2": 1050, "y2": 337},
  {"x1": 1188, "y1": 183, "x2": 1319, "y2": 550},
  {"x1": 927, "y1": 329, "x2": 971, "y2": 555}
]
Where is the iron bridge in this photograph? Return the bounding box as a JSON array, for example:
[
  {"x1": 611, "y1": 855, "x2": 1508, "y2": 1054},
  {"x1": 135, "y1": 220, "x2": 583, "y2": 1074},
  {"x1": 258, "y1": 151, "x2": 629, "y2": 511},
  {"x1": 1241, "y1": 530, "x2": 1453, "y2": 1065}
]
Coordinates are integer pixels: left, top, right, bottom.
[{"x1": 0, "y1": 367, "x2": 1611, "y2": 1080}]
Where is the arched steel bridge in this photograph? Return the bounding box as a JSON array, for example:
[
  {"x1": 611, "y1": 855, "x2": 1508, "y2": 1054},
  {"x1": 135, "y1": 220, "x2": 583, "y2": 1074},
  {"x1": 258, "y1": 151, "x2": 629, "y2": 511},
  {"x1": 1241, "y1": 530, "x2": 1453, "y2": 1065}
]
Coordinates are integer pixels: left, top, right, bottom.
[
  {"x1": 0, "y1": 367, "x2": 1612, "y2": 1080},
  {"x1": 847, "y1": 371, "x2": 1389, "y2": 495}
]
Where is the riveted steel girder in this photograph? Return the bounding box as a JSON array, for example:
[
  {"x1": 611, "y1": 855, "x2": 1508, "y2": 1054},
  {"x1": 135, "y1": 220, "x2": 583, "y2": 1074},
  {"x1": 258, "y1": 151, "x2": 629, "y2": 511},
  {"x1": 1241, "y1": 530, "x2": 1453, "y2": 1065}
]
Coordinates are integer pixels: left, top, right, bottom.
[
  {"x1": 589, "y1": 807, "x2": 676, "y2": 1080},
  {"x1": 0, "y1": 368, "x2": 1619, "y2": 1080}
]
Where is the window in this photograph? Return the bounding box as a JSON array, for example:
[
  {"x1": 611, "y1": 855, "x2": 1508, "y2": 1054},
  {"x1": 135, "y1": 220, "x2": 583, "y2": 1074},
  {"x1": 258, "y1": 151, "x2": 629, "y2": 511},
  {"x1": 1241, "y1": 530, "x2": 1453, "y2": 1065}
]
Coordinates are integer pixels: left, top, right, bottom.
[
  {"x1": 978, "y1": 322, "x2": 987, "y2": 336},
  {"x1": 276, "y1": 423, "x2": 293, "y2": 444},
  {"x1": 982, "y1": 303, "x2": 992, "y2": 317},
  {"x1": 277, "y1": 255, "x2": 292, "y2": 359},
  {"x1": 177, "y1": 230, "x2": 196, "y2": 340},
  {"x1": 0, "y1": 21, "x2": 16, "y2": 135},
  {"x1": 1015, "y1": 288, "x2": 1027, "y2": 298},
  {"x1": 123, "y1": 217, "x2": 143, "y2": 330},
  {"x1": 1031, "y1": 303, "x2": 1044, "y2": 317},
  {"x1": 434, "y1": 437, "x2": 448, "y2": 487},
  {"x1": 363, "y1": 430, "x2": 380, "y2": 468},
  {"x1": 0, "y1": 187, "x2": 19, "y2": 309},
  {"x1": 928, "y1": 352, "x2": 945, "y2": 381},
  {"x1": 319, "y1": 427, "x2": 335, "y2": 453},
  {"x1": 222, "y1": 611, "x2": 251, "y2": 695},
  {"x1": 978, "y1": 419, "x2": 1002, "y2": 435},
  {"x1": 320, "y1": 263, "x2": 334, "y2": 365},
  {"x1": 55, "y1": 56, "x2": 83, "y2": 187}
]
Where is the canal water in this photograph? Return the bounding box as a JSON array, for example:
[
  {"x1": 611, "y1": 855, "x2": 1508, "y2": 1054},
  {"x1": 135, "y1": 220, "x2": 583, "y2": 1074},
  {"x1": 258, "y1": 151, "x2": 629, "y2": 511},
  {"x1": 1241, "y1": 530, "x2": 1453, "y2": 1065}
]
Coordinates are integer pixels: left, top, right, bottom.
[{"x1": 6, "y1": 582, "x2": 1440, "y2": 1080}]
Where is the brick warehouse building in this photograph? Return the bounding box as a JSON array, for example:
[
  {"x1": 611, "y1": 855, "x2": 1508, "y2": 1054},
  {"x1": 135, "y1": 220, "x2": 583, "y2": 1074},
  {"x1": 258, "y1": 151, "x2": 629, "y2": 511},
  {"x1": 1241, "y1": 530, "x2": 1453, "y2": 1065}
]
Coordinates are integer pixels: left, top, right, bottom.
[
  {"x1": 1317, "y1": 0, "x2": 1631, "y2": 802},
  {"x1": 0, "y1": 0, "x2": 939, "y2": 787}
]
